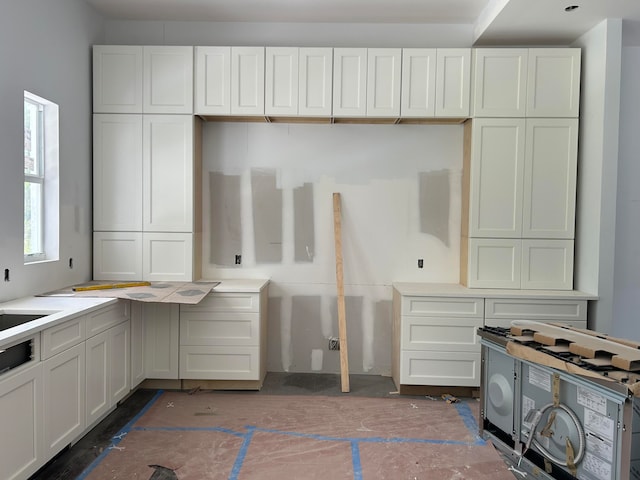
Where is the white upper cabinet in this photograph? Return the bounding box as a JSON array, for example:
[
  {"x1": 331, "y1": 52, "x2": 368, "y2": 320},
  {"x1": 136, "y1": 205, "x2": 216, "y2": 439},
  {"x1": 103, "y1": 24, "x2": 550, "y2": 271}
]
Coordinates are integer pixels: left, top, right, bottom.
[
  {"x1": 195, "y1": 46, "x2": 231, "y2": 115},
  {"x1": 299, "y1": 47, "x2": 333, "y2": 116},
  {"x1": 472, "y1": 48, "x2": 528, "y2": 117},
  {"x1": 143, "y1": 46, "x2": 194, "y2": 114},
  {"x1": 468, "y1": 118, "x2": 526, "y2": 238},
  {"x1": 265, "y1": 47, "x2": 299, "y2": 116},
  {"x1": 93, "y1": 114, "x2": 143, "y2": 232},
  {"x1": 366, "y1": 48, "x2": 402, "y2": 117},
  {"x1": 435, "y1": 48, "x2": 471, "y2": 117},
  {"x1": 522, "y1": 118, "x2": 578, "y2": 238},
  {"x1": 143, "y1": 115, "x2": 194, "y2": 233},
  {"x1": 231, "y1": 47, "x2": 265, "y2": 115},
  {"x1": 401, "y1": 48, "x2": 436, "y2": 117},
  {"x1": 333, "y1": 48, "x2": 367, "y2": 117},
  {"x1": 526, "y1": 48, "x2": 581, "y2": 117},
  {"x1": 93, "y1": 45, "x2": 143, "y2": 113}
]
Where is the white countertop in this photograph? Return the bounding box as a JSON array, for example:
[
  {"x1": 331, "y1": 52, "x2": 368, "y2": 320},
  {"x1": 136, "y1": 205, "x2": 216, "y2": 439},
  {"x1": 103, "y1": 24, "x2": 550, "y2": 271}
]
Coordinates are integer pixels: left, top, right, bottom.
[
  {"x1": 0, "y1": 278, "x2": 270, "y2": 347},
  {"x1": 0, "y1": 296, "x2": 118, "y2": 346},
  {"x1": 393, "y1": 282, "x2": 598, "y2": 300}
]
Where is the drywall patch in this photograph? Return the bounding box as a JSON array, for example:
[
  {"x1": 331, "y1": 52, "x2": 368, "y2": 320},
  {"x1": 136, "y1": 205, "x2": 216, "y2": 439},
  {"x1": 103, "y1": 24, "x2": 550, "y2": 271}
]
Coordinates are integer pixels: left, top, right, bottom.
[
  {"x1": 208, "y1": 172, "x2": 242, "y2": 266},
  {"x1": 266, "y1": 296, "x2": 283, "y2": 372},
  {"x1": 251, "y1": 169, "x2": 283, "y2": 264},
  {"x1": 290, "y1": 295, "x2": 322, "y2": 372},
  {"x1": 419, "y1": 170, "x2": 451, "y2": 246},
  {"x1": 373, "y1": 300, "x2": 393, "y2": 376},
  {"x1": 293, "y1": 182, "x2": 315, "y2": 262}
]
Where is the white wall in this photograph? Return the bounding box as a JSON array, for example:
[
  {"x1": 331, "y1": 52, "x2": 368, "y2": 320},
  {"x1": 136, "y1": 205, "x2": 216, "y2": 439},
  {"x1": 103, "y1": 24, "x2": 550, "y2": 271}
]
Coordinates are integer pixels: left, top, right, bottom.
[
  {"x1": 0, "y1": 1, "x2": 104, "y2": 303},
  {"x1": 572, "y1": 19, "x2": 622, "y2": 334},
  {"x1": 612, "y1": 42, "x2": 640, "y2": 340}
]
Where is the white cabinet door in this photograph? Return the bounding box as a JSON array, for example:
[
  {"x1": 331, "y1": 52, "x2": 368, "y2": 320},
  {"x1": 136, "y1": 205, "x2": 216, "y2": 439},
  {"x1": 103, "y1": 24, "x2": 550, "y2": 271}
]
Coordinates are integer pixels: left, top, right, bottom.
[
  {"x1": 299, "y1": 47, "x2": 333, "y2": 117},
  {"x1": 522, "y1": 118, "x2": 578, "y2": 239},
  {"x1": 93, "y1": 231, "x2": 143, "y2": 281},
  {"x1": 231, "y1": 47, "x2": 265, "y2": 115},
  {"x1": 468, "y1": 118, "x2": 526, "y2": 238},
  {"x1": 144, "y1": 303, "x2": 180, "y2": 379},
  {"x1": 401, "y1": 48, "x2": 436, "y2": 117},
  {"x1": 143, "y1": 46, "x2": 193, "y2": 114},
  {"x1": 521, "y1": 239, "x2": 574, "y2": 290},
  {"x1": 333, "y1": 48, "x2": 367, "y2": 117},
  {"x1": 142, "y1": 232, "x2": 194, "y2": 282},
  {"x1": 93, "y1": 114, "x2": 143, "y2": 232},
  {"x1": 265, "y1": 47, "x2": 299, "y2": 116},
  {"x1": 435, "y1": 48, "x2": 471, "y2": 117},
  {"x1": 143, "y1": 115, "x2": 194, "y2": 233},
  {"x1": 366, "y1": 48, "x2": 401, "y2": 117},
  {"x1": 109, "y1": 320, "x2": 130, "y2": 405},
  {"x1": 85, "y1": 330, "x2": 109, "y2": 427},
  {"x1": 472, "y1": 48, "x2": 528, "y2": 117},
  {"x1": 195, "y1": 46, "x2": 231, "y2": 115},
  {"x1": 93, "y1": 45, "x2": 143, "y2": 114},
  {"x1": 0, "y1": 363, "x2": 43, "y2": 480},
  {"x1": 467, "y1": 238, "x2": 522, "y2": 289},
  {"x1": 526, "y1": 48, "x2": 581, "y2": 117},
  {"x1": 130, "y1": 301, "x2": 145, "y2": 389},
  {"x1": 42, "y1": 344, "x2": 85, "y2": 460}
]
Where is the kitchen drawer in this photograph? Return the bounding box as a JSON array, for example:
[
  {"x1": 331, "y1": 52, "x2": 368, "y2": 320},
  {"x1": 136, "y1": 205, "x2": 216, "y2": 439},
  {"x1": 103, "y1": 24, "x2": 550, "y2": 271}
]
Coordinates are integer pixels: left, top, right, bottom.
[
  {"x1": 180, "y1": 292, "x2": 259, "y2": 313},
  {"x1": 401, "y1": 296, "x2": 484, "y2": 318},
  {"x1": 179, "y1": 346, "x2": 260, "y2": 380},
  {"x1": 400, "y1": 351, "x2": 480, "y2": 386},
  {"x1": 401, "y1": 316, "x2": 482, "y2": 352},
  {"x1": 484, "y1": 317, "x2": 587, "y2": 329},
  {"x1": 180, "y1": 312, "x2": 259, "y2": 346},
  {"x1": 484, "y1": 298, "x2": 587, "y2": 322},
  {"x1": 41, "y1": 316, "x2": 85, "y2": 360},
  {"x1": 85, "y1": 301, "x2": 128, "y2": 338}
]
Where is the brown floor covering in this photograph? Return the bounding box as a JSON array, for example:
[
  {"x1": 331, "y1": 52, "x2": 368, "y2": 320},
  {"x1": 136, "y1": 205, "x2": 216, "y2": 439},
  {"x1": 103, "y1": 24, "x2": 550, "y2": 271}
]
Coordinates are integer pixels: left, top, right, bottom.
[{"x1": 79, "y1": 390, "x2": 517, "y2": 480}]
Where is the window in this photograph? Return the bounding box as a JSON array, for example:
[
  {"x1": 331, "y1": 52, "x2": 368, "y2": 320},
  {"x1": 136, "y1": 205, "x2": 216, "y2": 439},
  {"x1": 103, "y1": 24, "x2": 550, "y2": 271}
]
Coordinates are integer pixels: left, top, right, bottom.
[{"x1": 23, "y1": 91, "x2": 59, "y2": 263}]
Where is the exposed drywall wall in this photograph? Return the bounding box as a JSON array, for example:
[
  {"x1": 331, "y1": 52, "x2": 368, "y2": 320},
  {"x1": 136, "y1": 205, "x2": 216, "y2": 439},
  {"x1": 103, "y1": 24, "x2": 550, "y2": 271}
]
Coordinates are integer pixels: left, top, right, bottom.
[
  {"x1": 0, "y1": 0, "x2": 104, "y2": 303},
  {"x1": 202, "y1": 122, "x2": 463, "y2": 374},
  {"x1": 612, "y1": 45, "x2": 640, "y2": 341}
]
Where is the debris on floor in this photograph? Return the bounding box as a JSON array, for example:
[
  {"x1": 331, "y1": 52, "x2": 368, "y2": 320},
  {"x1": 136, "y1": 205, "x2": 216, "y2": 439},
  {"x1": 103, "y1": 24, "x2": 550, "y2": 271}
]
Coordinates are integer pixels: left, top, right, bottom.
[
  {"x1": 148, "y1": 464, "x2": 178, "y2": 480},
  {"x1": 441, "y1": 393, "x2": 459, "y2": 404}
]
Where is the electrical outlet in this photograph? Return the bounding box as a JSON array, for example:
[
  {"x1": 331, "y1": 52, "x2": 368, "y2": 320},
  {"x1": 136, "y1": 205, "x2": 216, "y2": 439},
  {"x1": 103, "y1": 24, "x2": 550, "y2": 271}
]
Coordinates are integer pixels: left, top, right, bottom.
[
  {"x1": 235, "y1": 254, "x2": 242, "y2": 265},
  {"x1": 418, "y1": 259, "x2": 424, "y2": 269},
  {"x1": 328, "y1": 337, "x2": 340, "y2": 351},
  {"x1": 4, "y1": 268, "x2": 9, "y2": 282}
]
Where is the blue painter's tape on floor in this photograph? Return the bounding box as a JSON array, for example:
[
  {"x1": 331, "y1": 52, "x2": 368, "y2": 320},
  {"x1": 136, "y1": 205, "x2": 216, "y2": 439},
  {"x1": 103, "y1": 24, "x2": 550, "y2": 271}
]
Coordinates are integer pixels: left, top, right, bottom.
[
  {"x1": 454, "y1": 401, "x2": 485, "y2": 445},
  {"x1": 229, "y1": 425, "x2": 255, "y2": 480},
  {"x1": 75, "y1": 389, "x2": 165, "y2": 480},
  {"x1": 351, "y1": 440, "x2": 363, "y2": 480}
]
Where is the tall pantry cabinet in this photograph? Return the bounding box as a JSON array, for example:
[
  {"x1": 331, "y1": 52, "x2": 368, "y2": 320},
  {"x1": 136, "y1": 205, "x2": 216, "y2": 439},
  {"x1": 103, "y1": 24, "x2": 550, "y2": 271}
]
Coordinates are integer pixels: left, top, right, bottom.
[
  {"x1": 462, "y1": 48, "x2": 580, "y2": 290},
  {"x1": 92, "y1": 45, "x2": 202, "y2": 282}
]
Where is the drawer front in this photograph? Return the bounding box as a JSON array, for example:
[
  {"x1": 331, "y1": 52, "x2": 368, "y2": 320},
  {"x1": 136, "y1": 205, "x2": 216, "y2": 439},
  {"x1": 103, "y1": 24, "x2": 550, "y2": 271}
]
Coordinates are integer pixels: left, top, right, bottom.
[
  {"x1": 181, "y1": 292, "x2": 259, "y2": 313},
  {"x1": 41, "y1": 317, "x2": 86, "y2": 360},
  {"x1": 400, "y1": 351, "x2": 480, "y2": 386},
  {"x1": 180, "y1": 312, "x2": 259, "y2": 346},
  {"x1": 179, "y1": 346, "x2": 259, "y2": 380},
  {"x1": 401, "y1": 296, "x2": 484, "y2": 318},
  {"x1": 401, "y1": 316, "x2": 482, "y2": 352},
  {"x1": 85, "y1": 301, "x2": 128, "y2": 338},
  {"x1": 484, "y1": 298, "x2": 587, "y2": 321}
]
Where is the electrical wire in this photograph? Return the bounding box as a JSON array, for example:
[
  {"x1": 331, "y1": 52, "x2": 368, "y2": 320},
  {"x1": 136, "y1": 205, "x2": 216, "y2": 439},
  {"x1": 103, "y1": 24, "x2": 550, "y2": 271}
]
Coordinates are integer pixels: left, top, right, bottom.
[{"x1": 528, "y1": 402, "x2": 586, "y2": 467}]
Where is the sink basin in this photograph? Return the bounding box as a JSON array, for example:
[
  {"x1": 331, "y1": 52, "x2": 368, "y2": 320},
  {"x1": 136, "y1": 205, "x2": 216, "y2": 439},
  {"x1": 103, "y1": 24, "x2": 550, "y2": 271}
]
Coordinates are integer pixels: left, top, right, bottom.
[{"x1": 0, "y1": 313, "x2": 48, "y2": 332}]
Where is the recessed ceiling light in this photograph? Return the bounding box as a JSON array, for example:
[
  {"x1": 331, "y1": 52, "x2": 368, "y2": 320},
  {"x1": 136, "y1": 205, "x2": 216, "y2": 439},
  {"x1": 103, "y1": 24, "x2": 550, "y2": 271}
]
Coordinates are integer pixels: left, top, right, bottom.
[{"x1": 565, "y1": 5, "x2": 579, "y2": 12}]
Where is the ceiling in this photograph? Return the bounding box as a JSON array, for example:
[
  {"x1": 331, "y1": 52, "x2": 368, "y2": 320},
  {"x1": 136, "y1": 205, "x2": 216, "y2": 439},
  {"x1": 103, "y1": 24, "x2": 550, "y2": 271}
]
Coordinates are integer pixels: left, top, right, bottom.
[{"x1": 84, "y1": 0, "x2": 640, "y2": 45}]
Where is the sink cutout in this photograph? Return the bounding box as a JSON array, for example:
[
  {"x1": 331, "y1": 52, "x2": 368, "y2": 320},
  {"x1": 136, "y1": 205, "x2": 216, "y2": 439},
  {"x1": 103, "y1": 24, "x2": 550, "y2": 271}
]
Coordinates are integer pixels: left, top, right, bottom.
[{"x1": 0, "y1": 314, "x2": 48, "y2": 332}]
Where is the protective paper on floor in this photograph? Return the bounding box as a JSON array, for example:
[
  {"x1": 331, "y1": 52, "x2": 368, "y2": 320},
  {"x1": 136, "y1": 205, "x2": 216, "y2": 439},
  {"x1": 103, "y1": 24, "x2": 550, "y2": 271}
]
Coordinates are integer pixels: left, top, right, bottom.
[{"x1": 79, "y1": 391, "x2": 516, "y2": 480}]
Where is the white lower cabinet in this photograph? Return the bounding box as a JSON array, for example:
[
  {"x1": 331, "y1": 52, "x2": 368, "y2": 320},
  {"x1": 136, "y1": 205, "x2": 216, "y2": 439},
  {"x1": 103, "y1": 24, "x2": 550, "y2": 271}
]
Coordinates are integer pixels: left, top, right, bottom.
[
  {"x1": 86, "y1": 318, "x2": 130, "y2": 428},
  {"x1": 179, "y1": 289, "x2": 268, "y2": 384},
  {"x1": 392, "y1": 285, "x2": 591, "y2": 391},
  {"x1": 393, "y1": 292, "x2": 483, "y2": 388},
  {"x1": 42, "y1": 343, "x2": 86, "y2": 460},
  {"x1": 0, "y1": 362, "x2": 43, "y2": 480},
  {"x1": 144, "y1": 303, "x2": 180, "y2": 379}
]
